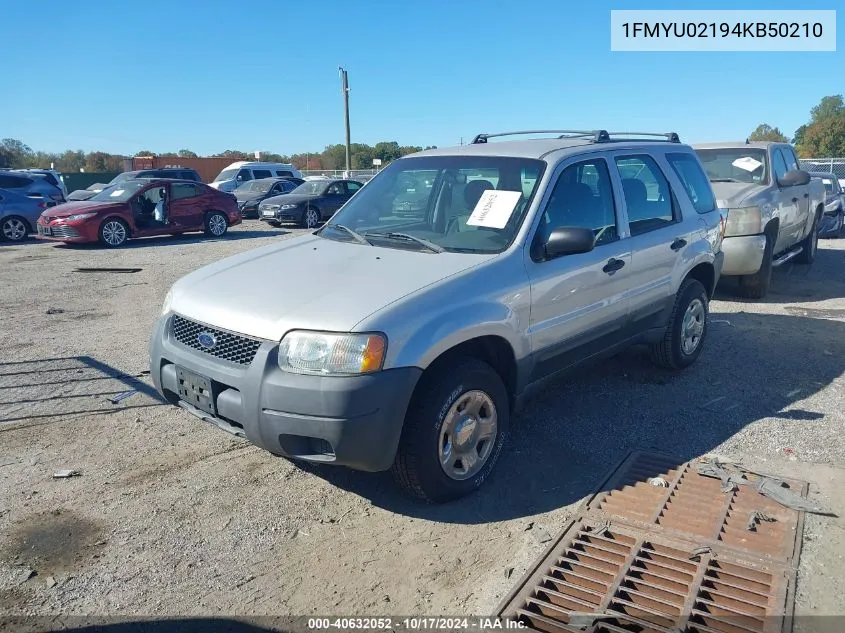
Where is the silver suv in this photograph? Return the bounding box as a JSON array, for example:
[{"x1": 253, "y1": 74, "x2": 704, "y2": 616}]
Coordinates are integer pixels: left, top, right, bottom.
[{"x1": 149, "y1": 129, "x2": 725, "y2": 502}]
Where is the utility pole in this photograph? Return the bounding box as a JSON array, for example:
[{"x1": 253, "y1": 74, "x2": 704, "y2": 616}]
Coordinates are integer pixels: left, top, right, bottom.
[{"x1": 338, "y1": 66, "x2": 351, "y2": 175}]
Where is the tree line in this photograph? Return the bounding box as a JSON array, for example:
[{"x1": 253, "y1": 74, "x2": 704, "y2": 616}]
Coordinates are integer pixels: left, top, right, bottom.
[
  {"x1": 747, "y1": 94, "x2": 845, "y2": 157},
  {"x1": 0, "y1": 139, "x2": 436, "y2": 173}
]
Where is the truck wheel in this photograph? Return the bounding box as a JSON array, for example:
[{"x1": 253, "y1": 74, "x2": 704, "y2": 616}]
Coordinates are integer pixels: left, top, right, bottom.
[
  {"x1": 796, "y1": 213, "x2": 819, "y2": 264},
  {"x1": 737, "y1": 234, "x2": 773, "y2": 299},
  {"x1": 649, "y1": 278, "x2": 709, "y2": 370},
  {"x1": 392, "y1": 357, "x2": 509, "y2": 503}
]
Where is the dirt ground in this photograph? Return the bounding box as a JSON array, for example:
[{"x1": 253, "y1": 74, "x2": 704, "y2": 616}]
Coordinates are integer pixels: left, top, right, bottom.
[{"x1": 1, "y1": 223, "x2": 844, "y2": 624}]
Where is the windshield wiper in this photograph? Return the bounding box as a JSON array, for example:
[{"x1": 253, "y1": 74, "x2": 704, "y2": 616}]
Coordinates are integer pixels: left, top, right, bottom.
[
  {"x1": 323, "y1": 223, "x2": 371, "y2": 245},
  {"x1": 365, "y1": 232, "x2": 445, "y2": 253},
  {"x1": 710, "y1": 178, "x2": 742, "y2": 183}
]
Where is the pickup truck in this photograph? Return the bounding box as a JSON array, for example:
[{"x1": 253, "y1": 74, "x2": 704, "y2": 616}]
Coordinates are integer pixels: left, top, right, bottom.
[{"x1": 692, "y1": 141, "x2": 825, "y2": 299}]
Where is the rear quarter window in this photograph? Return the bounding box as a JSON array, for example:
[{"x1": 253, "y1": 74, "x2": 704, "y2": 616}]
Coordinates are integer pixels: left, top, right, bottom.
[
  {"x1": 0, "y1": 175, "x2": 31, "y2": 188},
  {"x1": 666, "y1": 152, "x2": 717, "y2": 214}
]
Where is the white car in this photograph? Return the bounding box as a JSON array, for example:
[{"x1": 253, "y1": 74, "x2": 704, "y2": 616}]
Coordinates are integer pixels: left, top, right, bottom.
[{"x1": 209, "y1": 161, "x2": 303, "y2": 192}]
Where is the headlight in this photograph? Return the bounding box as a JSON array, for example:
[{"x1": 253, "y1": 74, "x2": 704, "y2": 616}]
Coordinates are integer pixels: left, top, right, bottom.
[
  {"x1": 280, "y1": 204, "x2": 298, "y2": 210},
  {"x1": 724, "y1": 206, "x2": 762, "y2": 237},
  {"x1": 160, "y1": 288, "x2": 174, "y2": 316},
  {"x1": 278, "y1": 331, "x2": 386, "y2": 375},
  {"x1": 65, "y1": 212, "x2": 97, "y2": 221}
]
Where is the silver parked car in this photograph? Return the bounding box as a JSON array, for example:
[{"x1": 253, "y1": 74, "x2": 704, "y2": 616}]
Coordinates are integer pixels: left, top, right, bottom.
[
  {"x1": 150, "y1": 129, "x2": 725, "y2": 502},
  {"x1": 807, "y1": 171, "x2": 845, "y2": 237},
  {"x1": 0, "y1": 188, "x2": 50, "y2": 241}
]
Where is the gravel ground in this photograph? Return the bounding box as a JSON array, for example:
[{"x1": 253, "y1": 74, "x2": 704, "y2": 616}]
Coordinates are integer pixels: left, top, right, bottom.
[{"x1": 0, "y1": 222, "x2": 844, "y2": 624}]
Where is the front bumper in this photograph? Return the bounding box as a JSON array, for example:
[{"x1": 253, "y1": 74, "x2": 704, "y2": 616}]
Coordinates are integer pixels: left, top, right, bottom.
[
  {"x1": 36, "y1": 219, "x2": 96, "y2": 243},
  {"x1": 259, "y1": 207, "x2": 301, "y2": 223},
  {"x1": 149, "y1": 314, "x2": 422, "y2": 472},
  {"x1": 720, "y1": 234, "x2": 767, "y2": 276}
]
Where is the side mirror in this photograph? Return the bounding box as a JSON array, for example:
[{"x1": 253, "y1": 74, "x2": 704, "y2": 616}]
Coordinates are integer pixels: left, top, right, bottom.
[
  {"x1": 544, "y1": 227, "x2": 596, "y2": 259},
  {"x1": 778, "y1": 169, "x2": 811, "y2": 187}
]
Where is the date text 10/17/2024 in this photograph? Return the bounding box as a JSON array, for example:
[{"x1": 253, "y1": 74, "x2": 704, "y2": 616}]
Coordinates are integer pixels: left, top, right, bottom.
[{"x1": 307, "y1": 617, "x2": 527, "y2": 631}]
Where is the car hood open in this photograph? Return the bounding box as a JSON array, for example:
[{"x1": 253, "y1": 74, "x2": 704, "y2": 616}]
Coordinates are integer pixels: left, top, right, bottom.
[{"x1": 169, "y1": 232, "x2": 495, "y2": 341}]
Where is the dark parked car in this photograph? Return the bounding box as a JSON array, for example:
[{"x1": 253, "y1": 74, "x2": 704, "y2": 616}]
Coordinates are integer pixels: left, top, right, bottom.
[
  {"x1": 0, "y1": 171, "x2": 64, "y2": 205},
  {"x1": 66, "y1": 168, "x2": 203, "y2": 201},
  {"x1": 234, "y1": 177, "x2": 304, "y2": 218},
  {"x1": 258, "y1": 179, "x2": 363, "y2": 228},
  {"x1": 810, "y1": 172, "x2": 845, "y2": 237},
  {"x1": 37, "y1": 179, "x2": 240, "y2": 248},
  {"x1": 0, "y1": 188, "x2": 51, "y2": 242}
]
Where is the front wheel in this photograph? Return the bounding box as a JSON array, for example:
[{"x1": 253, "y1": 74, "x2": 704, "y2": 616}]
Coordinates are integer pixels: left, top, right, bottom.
[
  {"x1": 99, "y1": 218, "x2": 129, "y2": 247},
  {"x1": 649, "y1": 278, "x2": 709, "y2": 370},
  {"x1": 392, "y1": 357, "x2": 509, "y2": 503},
  {"x1": 1, "y1": 216, "x2": 29, "y2": 242},
  {"x1": 204, "y1": 211, "x2": 228, "y2": 237}
]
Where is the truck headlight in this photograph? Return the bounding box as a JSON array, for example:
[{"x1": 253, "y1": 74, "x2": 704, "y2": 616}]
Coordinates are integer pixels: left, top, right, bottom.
[
  {"x1": 161, "y1": 288, "x2": 174, "y2": 316},
  {"x1": 724, "y1": 206, "x2": 763, "y2": 237},
  {"x1": 278, "y1": 331, "x2": 386, "y2": 375}
]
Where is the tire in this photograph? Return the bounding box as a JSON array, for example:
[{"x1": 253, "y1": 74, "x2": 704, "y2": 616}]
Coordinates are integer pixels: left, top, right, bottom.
[
  {"x1": 301, "y1": 205, "x2": 321, "y2": 229},
  {"x1": 649, "y1": 278, "x2": 709, "y2": 371},
  {"x1": 838, "y1": 211, "x2": 845, "y2": 238},
  {"x1": 796, "y1": 212, "x2": 819, "y2": 264},
  {"x1": 392, "y1": 357, "x2": 509, "y2": 503},
  {"x1": 736, "y1": 233, "x2": 773, "y2": 300},
  {"x1": 266, "y1": 220, "x2": 281, "y2": 228},
  {"x1": 98, "y1": 218, "x2": 129, "y2": 247},
  {"x1": 1, "y1": 216, "x2": 29, "y2": 242},
  {"x1": 204, "y1": 211, "x2": 228, "y2": 237}
]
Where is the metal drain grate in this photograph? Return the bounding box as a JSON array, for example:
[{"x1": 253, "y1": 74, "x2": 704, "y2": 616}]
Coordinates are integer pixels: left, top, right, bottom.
[{"x1": 498, "y1": 452, "x2": 806, "y2": 633}]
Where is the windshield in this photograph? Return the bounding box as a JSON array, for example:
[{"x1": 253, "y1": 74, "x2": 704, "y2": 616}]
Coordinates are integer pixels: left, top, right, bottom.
[
  {"x1": 817, "y1": 178, "x2": 835, "y2": 194},
  {"x1": 243, "y1": 180, "x2": 275, "y2": 193},
  {"x1": 108, "y1": 172, "x2": 132, "y2": 185},
  {"x1": 292, "y1": 181, "x2": 329, "y2": 195},
  {"x1": 90, "y1": 181, "x2": 147, "y2": 202},
  {"x1": 317, "y1": 156, "x2": 546, "y2": 254},
  {"x1": 694, "y1": 148, "x2": 769, "y2": 184},
  {"x1": 214, "y1": 169, "x2": 239, "y2": 182}
]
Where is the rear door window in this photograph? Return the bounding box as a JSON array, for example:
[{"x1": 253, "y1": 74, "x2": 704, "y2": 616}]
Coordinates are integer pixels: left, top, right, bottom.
[
  {"x1": 276, "y1": 170, "x2": 293, "y2": 177},
  {"x1": 171, "y1": 183, "x2": 202, "y2": 200},
  {"x1": 666, "y1": 153, "x2": 717, "y2": 214},
  {"x1": 252, "y1": 169, "x2": 272, "y2": 179},
  {"x1": 615, "y1": 155, "x2": 679, "y2": 235},
  {"x1": 0, "y1": 175, "x2": 31, "y2": 188}
]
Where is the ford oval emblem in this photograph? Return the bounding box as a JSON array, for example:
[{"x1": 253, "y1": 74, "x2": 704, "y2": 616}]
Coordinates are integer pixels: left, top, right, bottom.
[{"x1": 197, "y1": 332, "x2": 217, "y2": 349}]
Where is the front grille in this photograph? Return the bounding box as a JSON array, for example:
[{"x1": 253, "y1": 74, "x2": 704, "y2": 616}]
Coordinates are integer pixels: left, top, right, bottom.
[
  {"x1": 171, "y1": 315, "x2": 262, "y2": 365},
  {"x1": 51, "y1": 225, "x2": 80, "y2": 238}
]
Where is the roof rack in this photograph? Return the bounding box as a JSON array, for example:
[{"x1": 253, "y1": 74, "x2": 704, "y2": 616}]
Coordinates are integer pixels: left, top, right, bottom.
[{"x1": 470, "y1": 130, "x2": 681, "y2": 145}]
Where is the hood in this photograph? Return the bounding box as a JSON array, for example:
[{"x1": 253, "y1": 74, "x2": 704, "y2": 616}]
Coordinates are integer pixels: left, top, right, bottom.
[
  {"x1": 66, "y1": 189, "x2": 97, "y2": 201},
  {"x1": 709, "y1": 181, "x2": 766, "y2": 208},
  {"x1": 41, "y1": 200, "x2": 122, "y2": 219},
  {"x1": 234, "y1": 189, "x2": 266, "y2": 202},
  {"x1": 169, "y1": 233, "x2": 495, "y2": 341},
  {"x1": 210, "y1": 180, "x2": 236, "y2": 192},
  {"x1": 260, "y1": 193, "x2": 314, "y2": 206}
]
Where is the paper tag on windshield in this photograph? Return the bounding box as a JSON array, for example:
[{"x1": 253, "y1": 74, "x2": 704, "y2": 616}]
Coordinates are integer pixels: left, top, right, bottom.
[
  {"x1": 466, "y1": 190, "x2": 522, "y2": 229},
  {"x1": 732, "y1": 157, "x2": 763, "y2": 172},
  {"x1": 110, "y1": 189, "x2": 125, "y2": 197}
]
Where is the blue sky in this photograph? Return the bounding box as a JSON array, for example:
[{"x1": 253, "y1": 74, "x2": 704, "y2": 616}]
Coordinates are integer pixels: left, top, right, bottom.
[{"x1": 3, "y1": 0, "x2": 840, "y2": 155}]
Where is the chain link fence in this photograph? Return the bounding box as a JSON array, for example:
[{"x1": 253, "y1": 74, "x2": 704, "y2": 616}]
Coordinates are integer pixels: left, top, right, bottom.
[
  {"x1": 300, "y1": 169, "x2": 379, "y2": 179},
  {"x1": 799, "y1": 158, "x2": 845, "y2": 179}
]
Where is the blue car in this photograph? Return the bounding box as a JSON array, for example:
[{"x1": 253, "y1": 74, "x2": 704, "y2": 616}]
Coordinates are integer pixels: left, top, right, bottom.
[{"x1": 0, "y1": 188, "x2": 49, "y2": 242}]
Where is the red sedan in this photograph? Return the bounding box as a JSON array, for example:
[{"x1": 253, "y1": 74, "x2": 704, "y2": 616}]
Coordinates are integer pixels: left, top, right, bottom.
[{"x1": 36, "y1": 178, "x2": 241, "y2": 247}]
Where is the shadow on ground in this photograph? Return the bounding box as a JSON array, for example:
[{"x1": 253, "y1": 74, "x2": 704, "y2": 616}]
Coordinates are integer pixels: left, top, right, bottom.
[
  {"x1": 300, "y1": 310, "x2": 845, "y2": 522},
  {"x1": 47, "y1": 229, "x2": 288, "y2": 251},
  {"x1": 0, "y1": 356, "x2": 167, "y2": 427}
]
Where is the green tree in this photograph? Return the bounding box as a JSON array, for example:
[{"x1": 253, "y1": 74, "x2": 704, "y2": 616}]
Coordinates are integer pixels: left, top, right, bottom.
[
  {"x1": 810, "y1": 95, "x2": 845, "y2": 123},
  {"x1": 373, "y1": 141, "x2": 401, "y2": 163},
  {"x1": 792, "y1": 124, "x2": 808, "y2": 147},
  {"x1": 799, "y1": 116, "x2": 845, "y2": 157},
  {"x1": 748, "y1": 124, "x2": 788, "y2": 143},
  {"x1": 177, "y1": 149, "x2": 198, "y2": 158},
  {"x1": 0, "y1": 138, "x2": 34, "y2": 168},
  {"x1": 134, "y1": 150, "x2": 156, "y2": 157}
]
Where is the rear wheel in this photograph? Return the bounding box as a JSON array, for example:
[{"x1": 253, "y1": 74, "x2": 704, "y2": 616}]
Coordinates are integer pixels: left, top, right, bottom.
[
  {"x1": 1, "y1": 216, "x2": 29, "y2": 242},
  {"x1": 99, "y1": 218, "x2": 129, "y2": 247},
  {"x1": 796, "y1": 212, "x2": 819, "y2": 264},
  {"x1": 204, "y1": 211, "x2": 228, "y2": 237},
  {"x1": 737, "y1": 234, "x2": 773, "y2": 299},
  {"x1": 302, "y1": 205, "x2": 321, "y2": 229},
  {"x1": 650, "y1": 278, "x2": 709, "y2": 370},
  {"x1": 392, "y1": 357, "x2": 509, "y2": 503}
]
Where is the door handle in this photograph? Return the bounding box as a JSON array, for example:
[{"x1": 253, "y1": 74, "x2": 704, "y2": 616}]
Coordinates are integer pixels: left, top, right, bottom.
[
  {"x1": 792, "y1": 197, "x2": 799, "y2": 203},
  {"x1": 602, "y1": 258, "x2": 625, "y2": 274},
  {"x1": 670, "y1": 238, "x2": 687, "y2": 251},
  {"x1": 804, "y1": 193, "x2": 809, "y2": 199}
]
